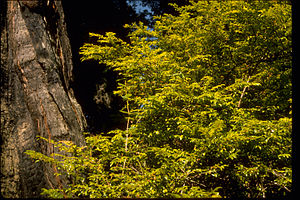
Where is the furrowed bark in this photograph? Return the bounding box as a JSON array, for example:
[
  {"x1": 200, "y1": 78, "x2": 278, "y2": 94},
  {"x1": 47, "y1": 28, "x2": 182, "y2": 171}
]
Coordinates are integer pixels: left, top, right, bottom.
[{"x1": 0, "y1": 0, "x2": 86, "y2": 197}]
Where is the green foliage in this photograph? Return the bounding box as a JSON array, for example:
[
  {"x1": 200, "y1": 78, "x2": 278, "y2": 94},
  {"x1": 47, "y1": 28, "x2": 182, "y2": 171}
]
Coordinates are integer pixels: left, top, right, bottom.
[{"x1": 26, "y1": 0, "x2": 291, "y2": 198}]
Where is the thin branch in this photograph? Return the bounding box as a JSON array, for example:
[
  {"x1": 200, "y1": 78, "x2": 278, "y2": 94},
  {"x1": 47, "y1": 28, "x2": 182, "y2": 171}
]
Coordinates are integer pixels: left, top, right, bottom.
[
  {"x1": 125, "y1": 81, "x2": 130, "y2": 152},
  {"x1": 123, "y1": 81, "x2": 130, "y2": 174},
  {"x1": 238, "y1": 75, "x2": 251, "y2": 108}
]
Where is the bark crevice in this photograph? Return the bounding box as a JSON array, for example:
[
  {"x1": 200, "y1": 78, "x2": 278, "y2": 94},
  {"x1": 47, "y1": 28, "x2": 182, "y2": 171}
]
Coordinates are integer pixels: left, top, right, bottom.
[{"x1": 1, "y1": 1, "x2": 86, "y2": 198}]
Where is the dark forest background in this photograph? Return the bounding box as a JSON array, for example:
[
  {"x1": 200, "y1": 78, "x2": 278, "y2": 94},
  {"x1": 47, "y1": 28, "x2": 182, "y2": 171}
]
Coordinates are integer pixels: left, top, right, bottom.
[{"x1": 62, "y1": 0, "x2": 189, "y2": 133}]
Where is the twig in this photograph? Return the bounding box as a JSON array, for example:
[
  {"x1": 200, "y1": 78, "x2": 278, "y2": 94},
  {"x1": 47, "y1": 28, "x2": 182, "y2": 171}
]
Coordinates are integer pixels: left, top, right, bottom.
[
  {"x1": 122, "y1": 81, "x2": 130, "y2": 174},
  {"x1": 237, "y1": 76, "x2": 251, "y2": 108},
  {"x1": 125, "y1": 81, "x2": 130, "y2": 152}
]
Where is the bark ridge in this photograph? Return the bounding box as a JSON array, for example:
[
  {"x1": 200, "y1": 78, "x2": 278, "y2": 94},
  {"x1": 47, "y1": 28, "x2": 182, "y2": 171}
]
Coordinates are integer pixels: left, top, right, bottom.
[{"x1": 1, "y1": 0, "x2": 86, "y2": 197}]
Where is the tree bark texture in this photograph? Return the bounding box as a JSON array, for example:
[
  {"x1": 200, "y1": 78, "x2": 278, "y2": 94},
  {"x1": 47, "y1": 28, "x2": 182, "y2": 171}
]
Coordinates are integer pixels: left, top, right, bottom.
[{"x1": 0, "y1": 0, "x2": 86, "y2": 197}]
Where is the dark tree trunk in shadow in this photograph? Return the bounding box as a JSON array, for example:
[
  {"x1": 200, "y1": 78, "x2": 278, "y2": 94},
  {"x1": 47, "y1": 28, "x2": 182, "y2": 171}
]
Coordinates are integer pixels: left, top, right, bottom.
[{"x1": 1, "y1": 0, "x2": 86, "y2": 198}]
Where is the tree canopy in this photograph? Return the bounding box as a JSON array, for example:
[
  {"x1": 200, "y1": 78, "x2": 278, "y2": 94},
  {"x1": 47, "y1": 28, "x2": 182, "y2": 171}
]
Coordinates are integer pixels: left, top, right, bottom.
[{"x1": 26, "y1": 0, "x2": 292, "y2": 198}]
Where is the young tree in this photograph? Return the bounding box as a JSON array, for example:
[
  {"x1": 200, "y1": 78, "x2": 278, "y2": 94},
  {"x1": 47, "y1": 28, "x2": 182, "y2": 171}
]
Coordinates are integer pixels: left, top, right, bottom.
[
  {"x1": 27, "y1": 0, "x2": 292, "y2": 198},
  {"x1": 0, "y1": 1, "x2": 86, "y2": 198}
]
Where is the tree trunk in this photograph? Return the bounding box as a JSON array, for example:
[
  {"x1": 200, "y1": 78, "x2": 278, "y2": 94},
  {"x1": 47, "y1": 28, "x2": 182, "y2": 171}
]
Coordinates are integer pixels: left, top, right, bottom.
[{"x1": 0, "y1": 0, "x2": 86, "y2": 198}]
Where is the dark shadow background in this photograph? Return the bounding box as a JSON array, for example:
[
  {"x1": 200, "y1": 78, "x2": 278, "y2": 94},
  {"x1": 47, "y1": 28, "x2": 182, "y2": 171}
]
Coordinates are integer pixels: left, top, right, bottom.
[{"x1": 62, "y1": 0, "x2": 189, "y2": 134}]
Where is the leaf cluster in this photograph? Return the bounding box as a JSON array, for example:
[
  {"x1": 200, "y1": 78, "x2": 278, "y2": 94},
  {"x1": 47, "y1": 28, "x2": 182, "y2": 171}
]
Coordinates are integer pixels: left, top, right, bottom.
[{"x1": 26, "y1": 0, "x2": 291, "y2": 198}]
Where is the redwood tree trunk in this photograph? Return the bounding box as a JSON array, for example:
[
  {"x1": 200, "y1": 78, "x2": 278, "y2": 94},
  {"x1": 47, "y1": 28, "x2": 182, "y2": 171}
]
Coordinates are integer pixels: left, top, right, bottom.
[{"x1": 0, "y1": 0, "x2": 86, "y2": 197}]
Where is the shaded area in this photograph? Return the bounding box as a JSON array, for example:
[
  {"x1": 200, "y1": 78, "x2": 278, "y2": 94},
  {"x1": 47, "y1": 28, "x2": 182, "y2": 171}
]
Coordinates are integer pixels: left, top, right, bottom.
[
  {"x1": 62, "y1": 1, "x2": 135, "y2": 133},
  {"x1": 62, "y1": 0, "x2": 190, "y2": 133}
]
